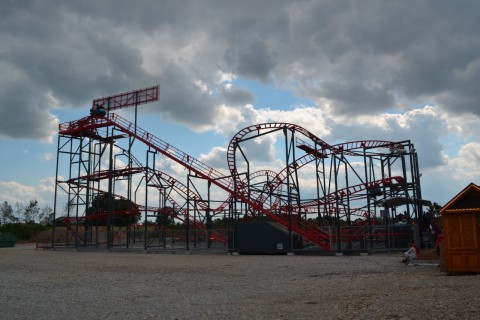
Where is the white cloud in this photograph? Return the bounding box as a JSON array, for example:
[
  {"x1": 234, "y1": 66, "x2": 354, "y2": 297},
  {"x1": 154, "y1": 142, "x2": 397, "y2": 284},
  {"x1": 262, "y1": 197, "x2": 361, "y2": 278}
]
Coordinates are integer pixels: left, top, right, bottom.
[
  {"x1": 198, "y1": 147, "x2": 229, "y2": 174},
  {"x1": 0, "y1": 181, "x2": 44, "y2": 205},
  {"x1": 41, "y1": 153, "x2": 54, "y2": 162},
  {"x1": 450, "y1": 143, "x2": 480, "y2": 181},
  {"x1": 1, "y1": 0, "x2": 480, "y2": 208},
  {"x1": 36, "y1": 177, "x2": 56, "y2": 195}
]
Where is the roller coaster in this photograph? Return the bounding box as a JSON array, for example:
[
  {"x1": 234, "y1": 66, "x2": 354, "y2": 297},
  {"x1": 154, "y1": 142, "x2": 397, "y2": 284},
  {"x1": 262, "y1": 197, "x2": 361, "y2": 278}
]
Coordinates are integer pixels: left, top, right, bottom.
[{"x1": 43, "y1": 85, "x2": 428, "y2": 252}]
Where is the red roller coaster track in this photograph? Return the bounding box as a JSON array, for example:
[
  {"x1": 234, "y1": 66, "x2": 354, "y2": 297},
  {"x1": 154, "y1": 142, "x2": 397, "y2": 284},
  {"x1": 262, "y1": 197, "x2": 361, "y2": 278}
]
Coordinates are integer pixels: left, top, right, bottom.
[
  {"x1": 60, "y1": 114, "x2": 336, "y2": 249},
  {"x1": 59, "y1": 106, "x2": 418, "y2": 250}
]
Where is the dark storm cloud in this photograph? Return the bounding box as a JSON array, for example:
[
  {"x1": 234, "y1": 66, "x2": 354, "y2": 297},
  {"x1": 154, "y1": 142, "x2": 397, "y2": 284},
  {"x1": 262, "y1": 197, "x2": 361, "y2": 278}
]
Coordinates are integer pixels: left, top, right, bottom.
[
  {"x1": 318, "y1": 80, "x2": 396, "y2": 115},
  {"x1": 0, "y1": 85, "x2": 56, "y2": 140},
  {"x1": 327, "y1": 107, "x2": 447, "y2": 170},
  {"x1": 155, "y1": 63, "x2": 218, "y2": 127},
  {"x1": 225, "y1": 40, "x2": 278, "y2": 83},
  {"x1": 280, "y1": 1, "x2": 480, "y2": 115},
  {"x1": 1, "y1": 0, "x2": 480, "y2": 140},
  {"x1": 220, "y1": 86, "x2": 254, "y2": 106},
  {"x1": 0, "y1": 0, "x2": 153, "y2": 139}
]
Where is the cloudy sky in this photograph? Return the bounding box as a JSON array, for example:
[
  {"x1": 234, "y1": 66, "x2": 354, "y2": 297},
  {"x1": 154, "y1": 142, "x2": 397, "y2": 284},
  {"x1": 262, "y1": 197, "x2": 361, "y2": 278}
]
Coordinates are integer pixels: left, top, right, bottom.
[{"x1": 1, "y1": 0, "x2": 480, "y2": 212}]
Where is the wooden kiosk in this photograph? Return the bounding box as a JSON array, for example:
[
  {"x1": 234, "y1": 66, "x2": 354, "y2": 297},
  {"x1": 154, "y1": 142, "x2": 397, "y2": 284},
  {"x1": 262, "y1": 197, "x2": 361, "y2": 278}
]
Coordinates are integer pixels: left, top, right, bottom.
[{"x1": 440, "y1": 183, "x2": 480, "y2": 273}]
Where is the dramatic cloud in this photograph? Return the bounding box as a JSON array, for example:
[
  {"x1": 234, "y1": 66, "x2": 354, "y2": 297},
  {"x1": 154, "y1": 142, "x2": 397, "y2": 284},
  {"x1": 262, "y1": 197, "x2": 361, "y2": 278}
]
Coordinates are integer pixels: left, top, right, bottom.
[
  {"x1": 0, "y1": 178, "x2": 54, "y2": 206},
  {"x1": 451, "y1": 143, "x2": 480, "y2": 181},
  {"x1": 1, "y1": 0, "x2": 479, "y2": 206},
  {"x1": 2, "y1": 0, "x2": 480, "y2": 138}
]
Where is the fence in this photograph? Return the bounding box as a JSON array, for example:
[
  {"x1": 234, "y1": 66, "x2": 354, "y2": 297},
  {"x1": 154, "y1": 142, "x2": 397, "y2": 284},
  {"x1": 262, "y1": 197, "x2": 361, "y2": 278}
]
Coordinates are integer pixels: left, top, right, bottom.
[
  {"x1": 36, "y1": 227, "x2": 233, "y2": 252},
  {"x1": 36, "y1": 224, "x2": 416, "y2": 252}
]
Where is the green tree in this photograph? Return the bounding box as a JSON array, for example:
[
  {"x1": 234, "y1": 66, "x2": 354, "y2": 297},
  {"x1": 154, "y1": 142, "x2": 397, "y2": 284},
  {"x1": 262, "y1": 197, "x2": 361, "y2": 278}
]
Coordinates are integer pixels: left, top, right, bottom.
[
  {"x1": 432, "y1": 202, "x2": 442, "y2": 217},
  {"x1": 155, "y1": 207, "x2": 175, "y2": 227},
  {"x1": 212, "y1": 216, "x2": 235, "y2": 228},
  {"x1": 1, "y1": 201, "x2": 19, "y2": 224},
  {"x1": 14, "y1": 201, "x2": 23, "y2": 222},
  {"x1": 86, "y1": 193, "x2": 140, "y2": 227},
  {"x1": 39, "y1": 205, "x2": 53, "y2": 225},
  {"x1": 23, "y1": 199, "x2": 40, "y2": 223},
  {"x1": 63, "y1": 202, "x2": 74, "y2": 216}
]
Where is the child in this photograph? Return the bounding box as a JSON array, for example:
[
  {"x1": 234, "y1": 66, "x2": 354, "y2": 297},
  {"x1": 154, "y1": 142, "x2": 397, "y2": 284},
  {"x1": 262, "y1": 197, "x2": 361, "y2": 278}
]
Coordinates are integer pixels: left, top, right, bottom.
[{"x1": 402, "y1": 243, "x2": 418, "y2": 265}]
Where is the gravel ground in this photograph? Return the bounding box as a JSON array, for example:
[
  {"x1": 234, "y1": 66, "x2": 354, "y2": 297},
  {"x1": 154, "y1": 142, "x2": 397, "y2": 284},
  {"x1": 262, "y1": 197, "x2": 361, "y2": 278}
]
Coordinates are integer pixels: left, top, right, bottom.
[{"x1": 1, "y1": 244, "x2": 479, "y2": 320}]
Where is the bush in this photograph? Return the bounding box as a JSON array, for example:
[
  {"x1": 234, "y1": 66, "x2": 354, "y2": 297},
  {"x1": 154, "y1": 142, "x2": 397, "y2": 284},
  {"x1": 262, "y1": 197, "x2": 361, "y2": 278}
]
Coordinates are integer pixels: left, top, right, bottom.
[{"x1": 0, "y1": 223, "x2": 50, "y2": 242}]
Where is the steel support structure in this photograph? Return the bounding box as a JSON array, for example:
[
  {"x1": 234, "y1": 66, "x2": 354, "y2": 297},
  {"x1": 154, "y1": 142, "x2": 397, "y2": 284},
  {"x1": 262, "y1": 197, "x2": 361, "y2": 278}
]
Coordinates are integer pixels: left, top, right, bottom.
[{"x1": 46, "y1": 86, "x2": 427, "y2": 253}]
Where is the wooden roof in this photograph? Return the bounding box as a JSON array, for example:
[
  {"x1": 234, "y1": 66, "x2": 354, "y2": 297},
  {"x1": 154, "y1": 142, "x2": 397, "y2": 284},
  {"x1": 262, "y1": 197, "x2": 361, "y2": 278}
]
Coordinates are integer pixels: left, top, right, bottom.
[{"x1": 440, "y1": 183, "x2": 480, "y2": 214}]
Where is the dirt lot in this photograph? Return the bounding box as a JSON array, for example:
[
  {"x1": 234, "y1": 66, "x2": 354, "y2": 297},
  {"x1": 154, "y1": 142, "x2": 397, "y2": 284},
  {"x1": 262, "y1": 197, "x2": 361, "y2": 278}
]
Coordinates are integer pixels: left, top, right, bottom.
[{"x1": 1, "y1": 244, "x2": 478, "y2": 319}]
